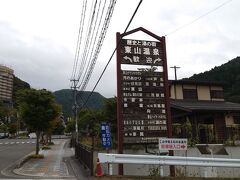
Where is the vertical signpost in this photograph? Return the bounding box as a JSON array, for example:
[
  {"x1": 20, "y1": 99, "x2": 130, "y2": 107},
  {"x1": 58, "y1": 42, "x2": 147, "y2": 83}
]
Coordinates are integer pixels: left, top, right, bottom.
[
  {"x1": 101, "y1": 122, "x2": 112, "y2": 175},
  {"x1": 116, "y1": 27, "x2": 173, "y2": 175}
]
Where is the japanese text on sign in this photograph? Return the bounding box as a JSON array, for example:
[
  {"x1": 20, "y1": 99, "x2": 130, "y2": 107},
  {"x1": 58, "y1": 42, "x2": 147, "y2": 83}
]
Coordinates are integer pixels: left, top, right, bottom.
[
  {"x1": 101, "y1": 122, "x2": 112, "y2": 149},
  {"x1": 159, "y1": 138, "x2": 188, "y2": 150},
  {"x1": 121, "y1": 39, "x2": 163, "y2": 66}
]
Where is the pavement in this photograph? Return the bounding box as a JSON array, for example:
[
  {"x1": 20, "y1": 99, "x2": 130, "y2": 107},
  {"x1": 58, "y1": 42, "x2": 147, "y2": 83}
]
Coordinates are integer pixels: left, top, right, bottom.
[{"x1": 10, "y1": 139, "x2": 92, "y2": 179}]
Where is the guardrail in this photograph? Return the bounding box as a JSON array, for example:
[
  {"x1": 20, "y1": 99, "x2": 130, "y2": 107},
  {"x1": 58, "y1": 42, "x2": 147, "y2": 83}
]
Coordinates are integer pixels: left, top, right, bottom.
[{"x1": 98, "y1": 153, "x2": 240, "y2": 168}]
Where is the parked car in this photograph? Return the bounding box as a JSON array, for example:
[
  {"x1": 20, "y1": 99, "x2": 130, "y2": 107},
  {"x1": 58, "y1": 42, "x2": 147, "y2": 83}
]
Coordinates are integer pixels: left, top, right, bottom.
[
  {"x1": 0, "y1": 132, "x2": 8, "y2": 139},
  {"x1": 28, "y1": 133, "x2": 36, "y2": 139}
]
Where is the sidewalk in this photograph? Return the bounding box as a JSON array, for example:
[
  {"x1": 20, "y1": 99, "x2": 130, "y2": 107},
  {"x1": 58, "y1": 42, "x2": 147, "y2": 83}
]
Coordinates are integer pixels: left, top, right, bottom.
[{"x1": 14, "y1": 139, "x2": 76, "y2": 179}]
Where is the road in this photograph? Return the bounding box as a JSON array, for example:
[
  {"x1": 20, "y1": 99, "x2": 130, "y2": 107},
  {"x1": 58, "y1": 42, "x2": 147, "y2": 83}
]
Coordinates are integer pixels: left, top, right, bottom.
[{"x1": 0, "y1": 138, "x2": 35, "y2": 179}]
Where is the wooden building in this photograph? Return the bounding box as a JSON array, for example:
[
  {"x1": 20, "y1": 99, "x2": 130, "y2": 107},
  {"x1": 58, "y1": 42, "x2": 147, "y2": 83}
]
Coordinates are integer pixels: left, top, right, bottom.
[{"x1": 170, "y1": 80, "x2": 240, "y2": 144}]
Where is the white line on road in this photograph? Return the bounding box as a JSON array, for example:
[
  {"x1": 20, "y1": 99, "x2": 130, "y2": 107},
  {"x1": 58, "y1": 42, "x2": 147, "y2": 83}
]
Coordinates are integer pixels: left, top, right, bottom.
[{"x1": 0, "y1": 141, "x2": 36, "y2": 145}]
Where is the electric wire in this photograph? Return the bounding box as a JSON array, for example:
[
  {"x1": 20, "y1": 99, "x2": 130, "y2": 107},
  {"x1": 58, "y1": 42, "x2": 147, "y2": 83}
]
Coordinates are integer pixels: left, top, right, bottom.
[
  {"x1": 80, "y1": 0, "x2": 117, "y2": 92},
  {"x1": 78, "y1": 0, "x2": 106, "y2": 90},
  {"x1": 79, "y1": 0, "x2": 143, "y2": 109},
  {"x1": 75, "y1": 0, "x2": 112, "y2": 90},
  {"x1": 71, "y1": 0, "x2": 88, "y2": 82},
  {"x1": 76, "y1": 0, "x2": 98, "y2": 83},
  {"x1": 165, "y1": 0, "x2": 233, "y2": 36}
]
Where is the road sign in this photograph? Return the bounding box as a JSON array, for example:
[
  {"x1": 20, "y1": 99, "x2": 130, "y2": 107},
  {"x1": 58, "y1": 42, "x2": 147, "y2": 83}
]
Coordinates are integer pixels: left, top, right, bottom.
[
  {"x1": 117, "y1": 36, "x2": 169, "y2": 144},
  {"x1": 159, "y1": 138, "x2": 187, "y2": 151},
  {"x1": 100, "y1": 122, "x2": 112, "y2": 149}
]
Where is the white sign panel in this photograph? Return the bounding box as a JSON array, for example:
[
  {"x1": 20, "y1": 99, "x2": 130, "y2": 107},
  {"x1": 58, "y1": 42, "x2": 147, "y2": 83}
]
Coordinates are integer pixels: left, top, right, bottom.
[{"x1": 159, "y1": 138, "x2": 188, "y2": 151}]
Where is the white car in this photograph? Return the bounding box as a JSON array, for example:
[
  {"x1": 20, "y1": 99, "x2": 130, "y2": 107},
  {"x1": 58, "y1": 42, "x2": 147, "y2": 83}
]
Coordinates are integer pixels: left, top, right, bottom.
[{"x1": 28, "y1": 133, "x2": 36, "y2": 138}]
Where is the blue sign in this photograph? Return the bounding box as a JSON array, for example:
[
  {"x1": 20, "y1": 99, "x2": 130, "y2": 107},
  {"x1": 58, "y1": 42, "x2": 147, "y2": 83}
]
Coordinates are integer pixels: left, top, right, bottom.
[{"x1": 100, "y1": 122, "x2": 112, "y2": 149}]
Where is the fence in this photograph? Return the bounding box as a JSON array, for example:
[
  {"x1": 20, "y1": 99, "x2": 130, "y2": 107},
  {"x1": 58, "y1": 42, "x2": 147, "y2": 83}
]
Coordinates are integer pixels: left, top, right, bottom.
[{"x1": 75, "y1": 143, "x2": 94, "y2": 175}]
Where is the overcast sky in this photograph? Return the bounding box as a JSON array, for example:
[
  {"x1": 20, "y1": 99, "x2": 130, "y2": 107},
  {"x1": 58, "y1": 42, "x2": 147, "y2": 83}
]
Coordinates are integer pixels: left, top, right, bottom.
[{"x1": 0, "y1": 0, "x2": 239, "y2": 97}]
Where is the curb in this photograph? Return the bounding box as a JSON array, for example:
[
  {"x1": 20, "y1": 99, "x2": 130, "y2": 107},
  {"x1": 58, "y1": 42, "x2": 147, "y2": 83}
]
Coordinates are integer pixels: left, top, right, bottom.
[
  {"x1": 1, "y1": 150, "x2": 35, "y2": 178},
  {"x1": 13, "y1": 140, "x2": 76, "y2": 179}
]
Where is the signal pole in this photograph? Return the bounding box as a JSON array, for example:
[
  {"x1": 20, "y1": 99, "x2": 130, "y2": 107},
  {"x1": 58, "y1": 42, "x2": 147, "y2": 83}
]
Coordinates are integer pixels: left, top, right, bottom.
[{"x1": 71, "y1": 79, "x2": 79, "y2": 143}]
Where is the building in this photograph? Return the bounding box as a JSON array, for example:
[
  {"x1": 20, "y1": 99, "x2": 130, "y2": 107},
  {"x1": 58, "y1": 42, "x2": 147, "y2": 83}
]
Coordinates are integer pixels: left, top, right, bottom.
[
  {"x1": 170, "y1": 80, "x2": 240, "y2": 144},
  {"x1": 0, "y1": 65, "x2": 14, "y2": 104}
]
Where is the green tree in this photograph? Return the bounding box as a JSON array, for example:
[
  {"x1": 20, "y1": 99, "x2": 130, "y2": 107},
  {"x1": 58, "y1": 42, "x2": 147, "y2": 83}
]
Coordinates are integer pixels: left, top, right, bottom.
[
  {"x1": 0, "y1": 101, "x2": 8, "y2": 122},
  {"x1": 52, "y1": 119, "x2": 65, "y2": 135},
  {"x1": 0, "y1": 123, "x2": 8, "y2": 133},
  {"x1": 65, "y1": 119, "x2": 75, "y2": 133},
  {"x1": 103, "y1": 98, "x2": 117, "y2": 140},
  {"x1": 8, "y1": 123, "x2": 17, "y2": 136},
  {"x1": 45, "y1": 117, "x2": 64, "y2": 144},
  {"x1": 17, "y1": 89, "x2": 60, "y2": 155},
  {"x1": 76, "y1": 109, "x2": 104, "y2": 148}
]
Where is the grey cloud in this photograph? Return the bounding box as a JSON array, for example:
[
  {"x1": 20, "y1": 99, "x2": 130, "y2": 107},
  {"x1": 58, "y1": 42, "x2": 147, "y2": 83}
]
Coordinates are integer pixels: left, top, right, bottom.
[{"x1": 0, "y1": 21, "x2": 73, "y2": 91}]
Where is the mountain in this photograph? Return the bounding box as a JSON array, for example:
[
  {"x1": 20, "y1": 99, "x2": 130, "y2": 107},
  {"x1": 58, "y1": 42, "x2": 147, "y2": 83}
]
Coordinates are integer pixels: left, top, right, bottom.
[
  {"x1": 54, "y1": 89, "x2": 106, "y2": 117},
  {"x1": 185, "y1": 56, "x2": 240, "y2": 103},
  {"x1": 12, "y1": 76, "x2": 30, "y2": 104}
]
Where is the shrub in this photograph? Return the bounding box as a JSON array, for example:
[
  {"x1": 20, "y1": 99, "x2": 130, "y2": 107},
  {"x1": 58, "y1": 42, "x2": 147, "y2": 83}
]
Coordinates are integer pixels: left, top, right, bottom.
[
  {"x1": 29, "y1": 154, "x2": 44, "y2": 159},
  {"x1": 47, "y1": 142, "x2": 54, "y2": 146},
  {"x1": 42, "y1": 146, "x2": 51, "y2": 150}
]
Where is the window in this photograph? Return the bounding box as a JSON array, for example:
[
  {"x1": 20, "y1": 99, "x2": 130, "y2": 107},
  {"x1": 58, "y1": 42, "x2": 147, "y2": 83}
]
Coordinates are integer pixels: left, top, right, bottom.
[
  {"x1": 183, "y1": 89, "x2": 198, "y2": 100},
  {"x1": 210, "y1": 90, "x2": 224, "y2": 99}
]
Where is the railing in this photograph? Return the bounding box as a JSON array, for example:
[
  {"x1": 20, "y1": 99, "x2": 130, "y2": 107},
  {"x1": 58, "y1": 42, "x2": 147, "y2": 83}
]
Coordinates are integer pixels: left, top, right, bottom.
[
  {"x1": 75, "y1": 143, "x2": 94, "y2": 175},
  {"x1": 98, "y1": 153, "x2": 240, "y2": 167}
]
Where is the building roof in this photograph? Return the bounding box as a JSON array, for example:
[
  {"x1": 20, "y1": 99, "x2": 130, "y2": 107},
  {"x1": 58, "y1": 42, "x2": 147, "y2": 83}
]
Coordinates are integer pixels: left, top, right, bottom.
[
  {"x1": 171, "y1": 100, "x2": 240, "y2": 112},
  {"x1": 169, "y1": 80, "x2": 225, "y2": 86}
]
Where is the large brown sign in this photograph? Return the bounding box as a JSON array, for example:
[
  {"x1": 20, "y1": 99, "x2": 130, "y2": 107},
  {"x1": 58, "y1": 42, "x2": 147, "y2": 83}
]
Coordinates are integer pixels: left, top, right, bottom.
[{"x1": 116, "y1": 27, "x2": 172, "y2": 146}]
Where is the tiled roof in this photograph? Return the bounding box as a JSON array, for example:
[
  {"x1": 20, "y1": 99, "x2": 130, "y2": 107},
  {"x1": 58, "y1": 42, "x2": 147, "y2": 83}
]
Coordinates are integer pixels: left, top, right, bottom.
[{"x1": 170, "y1": 100, "x2": 240, "y2": 112}]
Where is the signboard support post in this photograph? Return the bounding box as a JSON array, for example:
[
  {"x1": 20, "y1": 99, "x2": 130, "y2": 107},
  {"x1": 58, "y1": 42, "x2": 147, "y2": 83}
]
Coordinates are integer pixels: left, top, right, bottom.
[{"x1": 116, "y1": 32, "x2": 124, "y2": 175}]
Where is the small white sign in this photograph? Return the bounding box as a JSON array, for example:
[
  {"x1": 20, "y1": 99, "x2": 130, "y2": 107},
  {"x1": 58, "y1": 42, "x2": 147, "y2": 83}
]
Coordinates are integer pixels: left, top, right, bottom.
[{"x1": 159, "y1": 138, "x2": 188, "y2": 151}]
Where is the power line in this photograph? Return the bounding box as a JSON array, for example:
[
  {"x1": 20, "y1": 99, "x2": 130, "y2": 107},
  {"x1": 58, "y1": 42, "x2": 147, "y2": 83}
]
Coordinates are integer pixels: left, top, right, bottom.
[
  {"x1": 78, "y1": 0, "x2": 107, "y2": 90},
  {"x1": 80, "y1": 0, "x2": 143, "y2": 109},
  {"x1": 165, "y1": 0, "x2": 233, "y2": 36},
  {"x1": 76, "y1": 0, "x2": 98, "y2": 83},
  {"x1": 71, "y1": 0, "x2": 116, "y2": 92},
  {"x1": 79, "y1": 0, "x2": 117, "y2": 92},
  {"x1": 71, "y1": 0, "x2": 88, "y2": 81}
]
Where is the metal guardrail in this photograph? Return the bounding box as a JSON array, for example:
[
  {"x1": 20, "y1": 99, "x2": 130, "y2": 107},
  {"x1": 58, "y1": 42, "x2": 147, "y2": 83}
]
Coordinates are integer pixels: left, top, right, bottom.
[{"x1": 98, "y1": 153, "x2": 240, "y2": 168}]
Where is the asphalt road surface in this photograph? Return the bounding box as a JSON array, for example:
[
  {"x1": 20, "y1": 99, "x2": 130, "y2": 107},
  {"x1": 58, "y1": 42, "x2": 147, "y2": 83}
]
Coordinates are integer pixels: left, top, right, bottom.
[{"x1": 0, "y1": 138, "x2": 35, "y2": 179}]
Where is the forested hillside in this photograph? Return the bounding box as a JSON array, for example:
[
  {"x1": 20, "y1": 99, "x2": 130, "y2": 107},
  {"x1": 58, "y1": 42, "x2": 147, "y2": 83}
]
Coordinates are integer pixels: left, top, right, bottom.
[
  {"x1": 12, "y1": 76, "x2": 30, "y2": 104},
  {"x1": 54, "y1": 89, "x2": 106, "y2": 117},
  {"x1": 186, "y1": 56, "x2": 240, "y2": 103}
]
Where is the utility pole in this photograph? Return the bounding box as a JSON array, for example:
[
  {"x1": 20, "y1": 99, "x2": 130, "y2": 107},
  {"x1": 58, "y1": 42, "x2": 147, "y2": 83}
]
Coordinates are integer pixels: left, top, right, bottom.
[
  {"x1": 71, "y1": 79, "x2": 79, "y2": 144},
  {"x1": 170, "y1": 66, "x2": 180, "y2": 99},
  {"x1": 170, "y1": 66, "x2": 180, "y2": 80}
]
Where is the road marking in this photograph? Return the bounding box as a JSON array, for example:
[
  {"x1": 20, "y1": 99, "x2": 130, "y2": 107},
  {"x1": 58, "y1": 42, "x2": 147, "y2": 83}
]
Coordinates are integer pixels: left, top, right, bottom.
[{"x1": 0, "y1": 141, "x2": 36, "y2": 145}]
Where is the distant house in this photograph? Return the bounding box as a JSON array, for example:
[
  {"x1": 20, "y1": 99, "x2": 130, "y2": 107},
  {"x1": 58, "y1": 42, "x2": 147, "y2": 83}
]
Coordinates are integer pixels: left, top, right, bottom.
[{"x1": 169, "y1": 80, "x2": 240, "y2": 144}]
